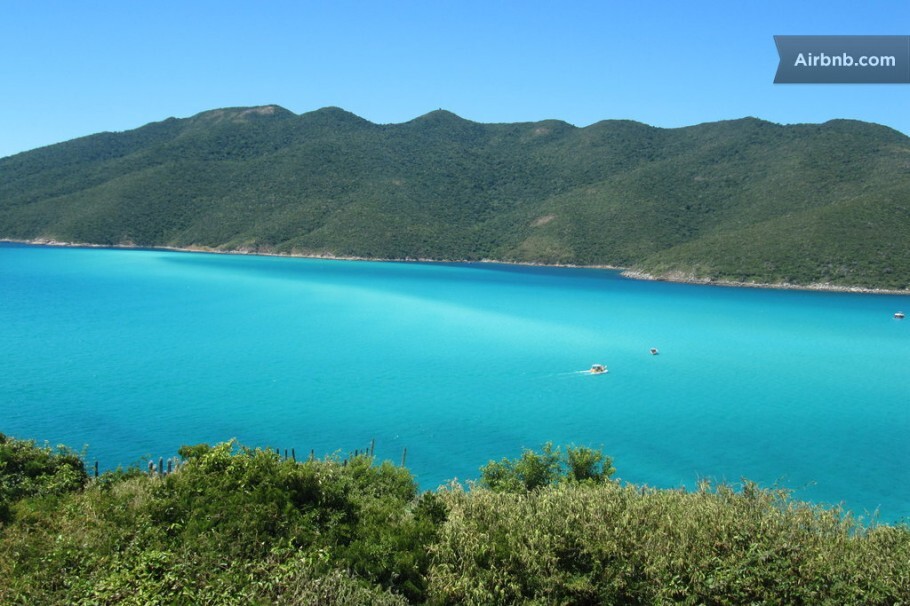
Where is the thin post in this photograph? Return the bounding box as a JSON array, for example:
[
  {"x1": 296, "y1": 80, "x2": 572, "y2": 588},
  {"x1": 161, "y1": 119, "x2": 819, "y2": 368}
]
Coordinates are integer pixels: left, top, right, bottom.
[
  {"x1": 148, "y1": 460, "x2": 155, "y2": 476},
  {"x1": 284, "y1": 449, "x2": 288, "y2": 460},
  {"x1": 167, "y1": 459, "x2": 173, "y2": 474},
  {"x1": 309, "y1": 449, "x2": 314, "y2": 461},
  {"x1": 94, "y1": 461, "x2": 99, "y2": 478},
  {"x1": 158, "y1": 457, "x2": 164, "y2": 475},
  {"x1": 401, "y1": 447, "x2": 407, "y2": 467},
  {"x1": 370, "y1": 439, "x2": 375, "y2": 458},
  {"x1": 291, "y1": 448, "x2": 296, "y2": 462}
]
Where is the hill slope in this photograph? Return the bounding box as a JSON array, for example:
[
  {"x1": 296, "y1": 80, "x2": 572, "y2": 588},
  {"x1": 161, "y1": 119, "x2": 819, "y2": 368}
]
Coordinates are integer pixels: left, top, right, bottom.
[{"x1": 2, "y1": 106, "x2": 909, "y2": 289}]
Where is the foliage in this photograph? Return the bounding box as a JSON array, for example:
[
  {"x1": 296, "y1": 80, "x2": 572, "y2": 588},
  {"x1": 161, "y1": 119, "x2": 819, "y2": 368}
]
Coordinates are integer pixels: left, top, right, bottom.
[
  {"x1": 1, "y1": 107, "x2": 909, "y2": 289},
  {"x1": 0, "y1": 434, "x2": 908, "y2": 604},
  {"x1": 0, "y1": 437, "x2": 437, "y2": 604},
  {"x1": 0, "y1": 433, "x2": 88, "y2": 523},
  {"x1": 479, "y1": 443, "x2": 615, "y2": 491},
  {"x1": 429, "y1": 480, "x2": 910, "y2": 605}
]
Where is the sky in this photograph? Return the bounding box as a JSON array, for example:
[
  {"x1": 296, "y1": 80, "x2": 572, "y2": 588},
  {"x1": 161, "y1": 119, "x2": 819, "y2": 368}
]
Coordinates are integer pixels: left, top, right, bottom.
[{"x1": 1, "y1": 0, "x2": 908, "y2": 158}]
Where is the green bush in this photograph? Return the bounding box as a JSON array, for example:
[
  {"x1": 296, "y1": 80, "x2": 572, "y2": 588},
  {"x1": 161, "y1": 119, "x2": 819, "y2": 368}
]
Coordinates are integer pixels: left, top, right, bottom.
[
  {"x1": 0, "y1": 435, "x2": 907, "y2": 604},
  {"x1": 429, "y1": 480, "x2": 910, "y2": 604},
  {"x1": 0, "y1": 433, "x2": 88, "y2": 523},
  {"x1": 480, "y1": 443, "x2": 616, "y2": 492}
]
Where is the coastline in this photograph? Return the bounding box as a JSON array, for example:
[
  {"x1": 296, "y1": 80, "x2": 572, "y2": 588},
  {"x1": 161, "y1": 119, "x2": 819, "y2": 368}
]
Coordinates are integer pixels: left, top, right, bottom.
[
  {"x1": 3, "y1": 237, "x2": 908, "y2": 296},
  {"x1": 619, "y1": 269, "x2": 910, "y2": 296}
]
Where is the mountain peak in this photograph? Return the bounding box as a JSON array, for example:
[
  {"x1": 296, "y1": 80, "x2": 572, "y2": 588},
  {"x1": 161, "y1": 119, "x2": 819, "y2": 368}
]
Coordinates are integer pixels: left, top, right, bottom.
[
  {"x1": 192, "y1": 105, "x2": 294, "y2": 124},
  {"x1": 409, "y1": 109, "x2": 470, "y2": 124},
  {"x1": 299, "y1": 106, "x2": 375, "y2": 128},
  {"x1": 309, "y1": 106, "x2": 363, "y2": 118}
]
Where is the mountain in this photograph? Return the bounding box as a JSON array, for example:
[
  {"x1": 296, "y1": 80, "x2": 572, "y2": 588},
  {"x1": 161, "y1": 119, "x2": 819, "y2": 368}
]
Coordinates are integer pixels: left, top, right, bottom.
[{"x1": 2, "y1": 105, "x2": 909, "y2": 289}]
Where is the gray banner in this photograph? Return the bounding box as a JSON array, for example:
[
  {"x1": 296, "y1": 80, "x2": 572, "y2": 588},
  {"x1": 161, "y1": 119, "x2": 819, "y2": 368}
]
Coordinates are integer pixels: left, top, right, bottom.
[{"x1": 774, "y1": 35, "x2": 910, "y2": 83}]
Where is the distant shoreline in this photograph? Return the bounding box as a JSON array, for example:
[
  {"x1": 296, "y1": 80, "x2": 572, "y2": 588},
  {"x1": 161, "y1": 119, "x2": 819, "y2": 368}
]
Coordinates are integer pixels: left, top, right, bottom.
[
  {"x1": 619, "y1": 269, "x2": 909, "y2": 296},
  {"x1": 3, "y1": 237, "x2": 908, "y2": 296}
]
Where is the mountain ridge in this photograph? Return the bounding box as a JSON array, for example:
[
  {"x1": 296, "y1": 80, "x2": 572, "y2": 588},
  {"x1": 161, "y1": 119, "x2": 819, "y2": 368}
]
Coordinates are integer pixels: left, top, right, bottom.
[{"x1": 2, "y1": 105, "x2": 908, "y2": 289}]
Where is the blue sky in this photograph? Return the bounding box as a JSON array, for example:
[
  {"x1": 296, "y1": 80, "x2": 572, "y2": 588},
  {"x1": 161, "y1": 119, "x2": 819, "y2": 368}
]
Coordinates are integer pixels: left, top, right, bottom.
[{"x1": 1, "y1": 0, "x2": 908, "y2": 158}]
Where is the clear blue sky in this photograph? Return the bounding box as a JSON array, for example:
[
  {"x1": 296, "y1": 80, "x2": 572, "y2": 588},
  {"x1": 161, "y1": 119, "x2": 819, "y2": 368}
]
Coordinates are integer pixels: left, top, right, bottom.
[{"x1": 1, "y1": 0, "x2": 908, "y2": 158}]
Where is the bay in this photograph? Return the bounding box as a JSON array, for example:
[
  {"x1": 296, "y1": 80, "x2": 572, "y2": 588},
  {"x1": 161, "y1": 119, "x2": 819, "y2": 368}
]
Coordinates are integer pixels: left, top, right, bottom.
[{"x1": 1, "y1": 242, "x2": 908, "y2": 521}]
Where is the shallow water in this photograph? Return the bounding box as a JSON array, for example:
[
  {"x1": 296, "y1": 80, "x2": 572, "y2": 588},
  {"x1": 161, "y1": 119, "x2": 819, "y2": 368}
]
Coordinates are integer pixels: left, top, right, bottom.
[{"x1": 1, "y1": 243, "x2": 908, "y2": 521}]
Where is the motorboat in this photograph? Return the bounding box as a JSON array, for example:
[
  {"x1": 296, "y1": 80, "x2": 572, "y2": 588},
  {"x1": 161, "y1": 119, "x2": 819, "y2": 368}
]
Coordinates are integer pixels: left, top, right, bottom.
[
  {"x1": 650, "y1": 348, "x2": 659, "y2": 355},
  {"x1": 895, "y1": 311, "x2": 905, "y2": 319},
  {"x1": 589, "y1": 364, "x2": 608, "y2": 374}
]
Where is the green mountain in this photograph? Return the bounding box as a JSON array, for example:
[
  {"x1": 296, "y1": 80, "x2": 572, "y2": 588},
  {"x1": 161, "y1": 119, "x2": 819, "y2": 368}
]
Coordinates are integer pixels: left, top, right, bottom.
[{"x1": 2, "y1": 105, "x2": 909, "y2": 289}]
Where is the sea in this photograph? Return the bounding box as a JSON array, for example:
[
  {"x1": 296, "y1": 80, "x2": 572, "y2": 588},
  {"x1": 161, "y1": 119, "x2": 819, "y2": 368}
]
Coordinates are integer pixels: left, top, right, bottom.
[{"x1": 1, "y1": 242, "x2": 908, "y2": 522}]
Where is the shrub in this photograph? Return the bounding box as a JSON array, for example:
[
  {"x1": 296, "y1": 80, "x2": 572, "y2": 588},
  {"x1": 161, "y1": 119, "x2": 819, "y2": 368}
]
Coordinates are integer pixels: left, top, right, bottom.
[
  {"x1": 479, "y1": 443, "x2": 615, "y2": 492},
  {"x1": 0, "y1": 433, "x2": 88, "y2": 523}
]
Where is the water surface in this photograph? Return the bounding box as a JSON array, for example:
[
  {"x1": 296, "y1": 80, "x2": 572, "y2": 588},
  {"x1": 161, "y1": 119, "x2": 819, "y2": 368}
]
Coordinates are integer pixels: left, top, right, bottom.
[{"x1": 1, "y1": 243, "x2": 907, "y2": 521}]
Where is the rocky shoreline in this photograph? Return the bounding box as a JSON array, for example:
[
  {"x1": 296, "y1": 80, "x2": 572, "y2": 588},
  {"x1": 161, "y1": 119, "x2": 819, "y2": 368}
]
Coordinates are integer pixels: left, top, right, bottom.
[
  {"x1": 619, "y1": 269, "x2": 909, "y2": 296},
  {"x1": 4, "y1": 237, "x2": 907, "y2": 295}
]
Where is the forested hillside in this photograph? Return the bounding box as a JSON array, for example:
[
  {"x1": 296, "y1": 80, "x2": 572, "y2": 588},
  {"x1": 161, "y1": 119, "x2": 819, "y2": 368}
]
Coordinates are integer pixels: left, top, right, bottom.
[{"x1": 2, "y1": 106, "x2": 909, "y2": 289}]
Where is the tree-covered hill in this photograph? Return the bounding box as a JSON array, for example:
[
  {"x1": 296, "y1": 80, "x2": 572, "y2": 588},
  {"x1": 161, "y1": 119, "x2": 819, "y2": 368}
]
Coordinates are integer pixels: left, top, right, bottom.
[{"x1": 2, "y1": 106, "x2": 909, "y2": 289}]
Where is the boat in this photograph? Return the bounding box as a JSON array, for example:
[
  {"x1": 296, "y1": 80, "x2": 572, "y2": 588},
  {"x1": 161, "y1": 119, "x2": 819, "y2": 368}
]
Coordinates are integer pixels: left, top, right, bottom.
[
  {"x1": 895, "y1": 311, "x2": 905, "y2": 319},
  {"x1": 589, "y1": 364, "x2": 608, "y2": 374},
  {"x1": 650, "y1": 348, "x2": 659, "y2": 355}
]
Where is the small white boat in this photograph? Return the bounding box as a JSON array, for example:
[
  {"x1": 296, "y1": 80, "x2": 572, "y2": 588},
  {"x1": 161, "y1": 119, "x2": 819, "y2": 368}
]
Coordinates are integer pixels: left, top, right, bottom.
[
  {"x1": 895, "y1": 311, "x2": 905, "y2": 319},
  {"x1": 589, "y1": 364, "x2": 608, "y2": 374},
  {"x1": 650, "y1": 348, "x2": 659, "y2": 355}
]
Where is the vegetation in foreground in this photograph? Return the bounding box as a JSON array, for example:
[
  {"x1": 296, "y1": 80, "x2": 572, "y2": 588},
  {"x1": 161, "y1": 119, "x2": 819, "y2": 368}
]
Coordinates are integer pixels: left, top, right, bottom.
[{"x1": 1, "y1": 432, "x2": 908, "y2": 605}]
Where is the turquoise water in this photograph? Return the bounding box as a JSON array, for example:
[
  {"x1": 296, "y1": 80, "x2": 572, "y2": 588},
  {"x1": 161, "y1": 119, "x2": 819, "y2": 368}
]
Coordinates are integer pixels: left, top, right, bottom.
[{"x1": 1, "y1": 242, "x2": 908, "y2": 521}]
